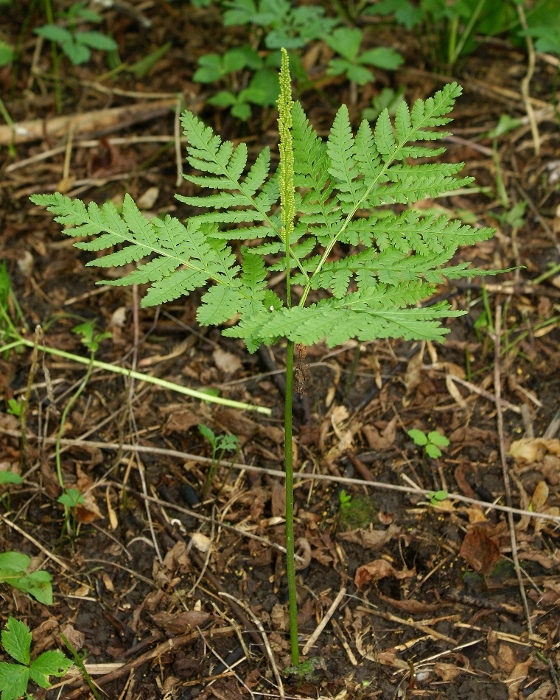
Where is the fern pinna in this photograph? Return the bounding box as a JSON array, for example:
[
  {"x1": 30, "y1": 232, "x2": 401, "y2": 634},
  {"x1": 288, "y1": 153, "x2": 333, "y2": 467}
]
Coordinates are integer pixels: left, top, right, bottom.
[{"x1": 31, "y1": 67, "x2": 494, "y2": 354}]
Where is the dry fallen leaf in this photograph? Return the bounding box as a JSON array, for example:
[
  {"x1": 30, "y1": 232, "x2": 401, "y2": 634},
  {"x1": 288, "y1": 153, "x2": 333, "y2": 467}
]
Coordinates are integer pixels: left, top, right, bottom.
[
  {"x1": 212, "y1": 347, "x2": 242, "y2": 375},
  {"x1": 459, "y1": 526, "x2": 501, "y2": 576},
  {"x1": 404, "y1": 347, "x2": 424, "y2": 394},
  {"x1": 362, "y1": 417, "x2": 397, "y2": 449},
  {"x1": 434, "y1": 662, "x2": 463, "y2": 682},
  {"x1": 377, "y1": 592, "x2": 441, "y2": 614},
  {"x1": 354, "y1": 559, "x2": 414, "y2": 588},
  {"x1": 151, "y1": 610, "x2": 212, "y2": 634},
  {"x1": 338, "y1": 524, "x2": 400, "y2": 550},
  {"x1": 526, "y1": 681, "x2": 554, "y2": 700},
  {"x1": 507, "y1": 656, "x2": 533, "y2": 700},
  {"x1": 190, "y1": 533, "x2": 212, "y2": 553},
  {"x1": 509, "y1": 438, "x2": 560, "y2": 462}
]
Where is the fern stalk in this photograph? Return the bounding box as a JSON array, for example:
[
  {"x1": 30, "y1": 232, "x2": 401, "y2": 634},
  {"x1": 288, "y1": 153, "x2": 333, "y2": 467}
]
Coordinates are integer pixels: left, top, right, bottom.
[{"x1": 278, "y1": 49, "x2": 300, "y2": 665}]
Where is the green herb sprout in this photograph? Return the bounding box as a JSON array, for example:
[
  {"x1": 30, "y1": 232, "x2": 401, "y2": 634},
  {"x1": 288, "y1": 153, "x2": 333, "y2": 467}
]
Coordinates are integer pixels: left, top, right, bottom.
[
  {"x1": 0, "y1": 617, "x2": 72, "y2": 700},
  {"x1": 408, "y1": 428, "x2": 450, "y2": 459}
]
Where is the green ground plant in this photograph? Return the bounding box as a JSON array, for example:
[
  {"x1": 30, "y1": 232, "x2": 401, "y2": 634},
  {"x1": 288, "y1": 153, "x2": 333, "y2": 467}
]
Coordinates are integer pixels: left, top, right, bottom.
[
  {"x1": 324, "y1": 27, "x2": 403, "y2": 85},
  {"x1": 34, "y1": 2, "x2": 117, "y2": 66},
  {"x1": 198, "y1": 424, "x2": 242, "y2": 497},
  {"x1": 31, "y1": 50, "x2": 497, "y2": 667},
  {"x1": 338, "y1": 490, "x2": 377, "y2": 530},
  {"x1": 408, "y1": 428, "x2": 450, "y2": 458},
  {"x1": 368, "y1": 0, "x2": 560, "y2": 68},
  {"x1": 194, "y1": 47, "x2": 280, "y2": 121},
  {"x1": 0, "y1": 553, "x2": 52, "y2": 605},
  {"x1": 0, "y1": 617, "x2": 72, "y2": 700}
]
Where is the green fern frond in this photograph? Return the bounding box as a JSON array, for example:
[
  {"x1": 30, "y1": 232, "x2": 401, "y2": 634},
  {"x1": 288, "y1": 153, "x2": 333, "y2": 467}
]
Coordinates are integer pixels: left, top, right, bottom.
[{"x1": 32, "y1": 73, "x2": 500, "y2": 356}]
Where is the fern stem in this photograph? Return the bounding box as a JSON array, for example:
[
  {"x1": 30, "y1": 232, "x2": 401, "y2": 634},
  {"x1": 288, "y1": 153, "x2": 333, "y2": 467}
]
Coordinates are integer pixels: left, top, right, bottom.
[
  {"x1": 284, "y1": 338, "x2": 299, "y2": 666},
  {"x1": 278, "y1": 48, "x2": 299, "y2": 666}
]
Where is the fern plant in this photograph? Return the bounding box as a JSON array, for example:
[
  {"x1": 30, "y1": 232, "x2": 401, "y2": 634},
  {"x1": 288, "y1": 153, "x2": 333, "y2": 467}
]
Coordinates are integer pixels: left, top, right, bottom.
[{"x1": 31, "y1": 50, "x2": 496, "y2": 668}]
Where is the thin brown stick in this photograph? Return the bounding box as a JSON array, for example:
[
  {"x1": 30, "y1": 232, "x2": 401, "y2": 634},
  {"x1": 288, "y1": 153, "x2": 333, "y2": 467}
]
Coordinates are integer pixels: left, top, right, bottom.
[
  {"x1": 0, "y1": 514, "x2": 69, "y2": 570},
  {"x1": 356, "y1": 606, "x2": 457, "y2": 645},
  {"x1": 61, "y1": 626, "x2": 236, "y2": 700},
  {"x1": 494, "y1": 303, "x2": 533, "y2": 635},
  {"x1": 302, "y1": 587, "x2": 346, "y2": 655},
  {"x1": 220, "y1": 592, "x2": 285, "y2": 699},
  {"x1": 3, "y1": 428, "x2": 560, "y2": 525}
]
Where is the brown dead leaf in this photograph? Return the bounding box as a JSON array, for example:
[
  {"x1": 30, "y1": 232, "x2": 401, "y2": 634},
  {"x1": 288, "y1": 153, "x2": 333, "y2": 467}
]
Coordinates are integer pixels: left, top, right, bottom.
[
  {"x1": 433, "y1": 662, "x2": 463, "y2": 682},
  {"x1": 330, "y1": 405, "x2": 350, "y2": 439},
  {"x1": 60, "y1": 624, "x2": 85, "y2": 651},
  {"x1": 404, "y1": 346, "x2": 424, "y2": 394},
  {"x1": 459, "y1": 526, "x2": 501, "y2": 575},
  {"x1": 507, "y1": 656, "x2": 533, "y2": 700},
  {"x1": 215, "y1": 408, "x2": 258, "y2": 437},
  {"x1": 518, "y1": 549, "x2": 560, "y2": 568},
  {"x1": 162, "y1": 409, "x2": 200, "y2": 434},
  {"x1": 362, "y1": 417, "x2": 397, "y2": 449},
  {"x1": 75, "y1": 467, "x2": 103, "y2": 523},
  {"x1": 271, "y1": 603, "x2": 289, "y2": 631},
  {"x1": 375, "y1": 648, "x2": 410, "y2": 670},
  {"x1": 509, "y1": 438, "x2": 560, "y2": 462},
  {"x1": 354, "y1": 559, "x2": 414, "y2": 588},
  {"x1": 151, "y1": 611, "x2": 212, "y2": 635},
  {"x1": 454, "y1": 463, "x2": 476, "y2": 498},
  {"x1": 212, "y1": 347, "x2": 242, "y2": 375},
  {"x1": 338, "y1": 523, "x2": 400, "y2": 550},
  {"x1": 530, "y1": 480, "x2": 549, "y2": 511},
  {"x1": 377, "y1": 592, "x2": 441, "y2": 614},
  {"x1": 271, "y1": 481, "x2": 285, "y2": 518}
]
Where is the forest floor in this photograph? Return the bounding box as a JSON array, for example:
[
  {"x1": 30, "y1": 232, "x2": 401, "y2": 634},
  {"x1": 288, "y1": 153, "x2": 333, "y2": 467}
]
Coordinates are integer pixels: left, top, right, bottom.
[{"x1": 1, "y1": 2, "x2": 560, "y2": 699}]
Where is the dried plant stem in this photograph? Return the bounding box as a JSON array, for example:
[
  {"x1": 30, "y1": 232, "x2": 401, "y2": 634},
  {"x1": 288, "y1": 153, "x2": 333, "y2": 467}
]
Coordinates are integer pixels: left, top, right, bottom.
[{"x1": 494, "y1": 302, "x2": 533, "y2": 635}]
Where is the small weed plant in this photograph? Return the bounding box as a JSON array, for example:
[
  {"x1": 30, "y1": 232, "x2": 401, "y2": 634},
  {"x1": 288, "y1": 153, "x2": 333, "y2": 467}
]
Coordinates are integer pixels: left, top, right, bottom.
[
  {"x1": 34, "y1": 2, "x2": 117, "y2": 66},
  {"x1": 0, "y1": 617, "x2": 72, "y2": 700},
  {"x1": 324, "y1": 27, "x2": 403, "y2": 85},
  {"x1": 198, "y1": 424, "x2": 242, "y2": 498},
  {"x1": 0, "y1": 553, "x2": 53, "y2": 605},
  {"x1": 408, "y1": 428, "x2": 450, "y2": 459},
  {"x1": 31, "y1": 50, "x2": 496, "y2": 666}
]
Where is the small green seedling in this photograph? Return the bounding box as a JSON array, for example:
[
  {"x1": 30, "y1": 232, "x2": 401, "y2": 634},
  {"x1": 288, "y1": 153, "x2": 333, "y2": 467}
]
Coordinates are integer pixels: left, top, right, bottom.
[
  {"x1": 339, "y1": 489, "x2": 352, "y2": 510},
  {"x1": 0, "y1": 617, "x2": 73, "y2": 700},
  {"x1": 57, "y1": 488, "x2": 85, "y2": 509},
  {"x1": 428, "y1": 489, "x2": 449, "y2": 506},
  {"x1": 0, "y1": 40, "x2": 13, "y2": 67},
  {"x1": 324, "y1": 27, "x2": 403, "y2": 85},
  {"x1": 0, "y1": 471, "x2": 22, "y2": 487},
  {"x1": 71, "y1": 320, "x2": 111, "y2": 353},
  {"x1": 284, "y1": 656, "x2": 325, "y2": 683},
  {"x1": 57, "y1": 488, "x2": 86, "y2": 539},
  {"x1": 198, "y1": 424, "x2": 242, "y2": 498},
  {"x1": 6, "y1": 399, "x2": 23, "y2": 418},
  {"x1": 194, "y1": 47, "x2": 279, "y2": 121},
  {"x1": 34, "y1": 2, "x2": 117, "y2": 66},
  {"x1": 338, "y1": 490, "x2": 377, "y2": 530},
  {"x1": 222, "y1": 0, "x2": 338, "y2": 49},
  {"x1": 408, "y1": 428, "x2": 449, "y2": 458},
  {"x1": 0, "y1": 553, "x2": 53, "y2": 605}
]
